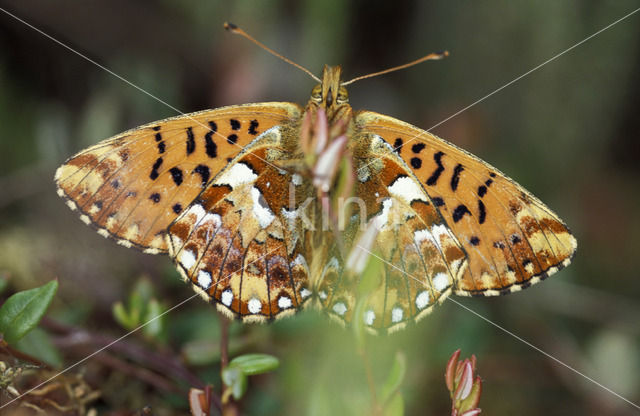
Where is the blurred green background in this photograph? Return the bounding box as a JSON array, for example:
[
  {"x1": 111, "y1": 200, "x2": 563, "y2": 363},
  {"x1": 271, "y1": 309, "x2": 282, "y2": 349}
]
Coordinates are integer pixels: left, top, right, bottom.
[{"x1": 1, "y1": 1, "x2": 639, "y2": 415}]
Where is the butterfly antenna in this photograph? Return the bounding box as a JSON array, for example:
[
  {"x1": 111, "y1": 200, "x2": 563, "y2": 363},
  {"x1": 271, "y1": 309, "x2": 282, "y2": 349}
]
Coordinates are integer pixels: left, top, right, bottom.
[
  {"x1": 224, "y1": 22, "x2": 322, "y2": 83},
  {"x1": 342, "y1": 51, "x2": 449, "y2": 86}
]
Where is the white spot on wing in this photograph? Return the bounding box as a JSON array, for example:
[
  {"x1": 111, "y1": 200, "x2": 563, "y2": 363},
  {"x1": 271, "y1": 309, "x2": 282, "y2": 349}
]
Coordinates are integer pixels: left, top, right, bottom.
[
  {"x1": 180, "y1": 249, "x2": 196, "y2": 270},
  {"x1": 189, "y1": 204, "x2": 207, "y2": 224},
  {"x1": 217, "y1": 162, "x2": 257, "y2": 188},
  {"x1": 391, "y1": 307, "x2": 403, "y2": 323},
  {"x1": 416, "y1": 291, "x2": 430, "y2": 309},
  {"x1": 300, "y1": 288, "x2": 312, "y2": 298},
  {"x1": 248, "y1": 298, "x2": 262, "y2": 314},
  {"x1": 364, "y1": 310, "x2": 375, "y2": 326},
  {"x1": 388, "y1": 176, "x2": 426, "y2": 204},
  {"x1": 433, "y1": 272, "x2": 449, "y2": 292},
  {"x1": 292, "y1": 173, "x2": 302, "y2": 186},
  {"x1": 333, "y1": 302, "x2": 347, "y2": 316},
  {"x1": 221, "y1": 289, "x2": 233, "y2": 306},
  {"x1": 250, "y1": 187, "x2": 275, "y2": 228},
  {"x1": 278, "y1": 296, "x2": 292, "y2": 309},
  {"x1": 197, "y1": 270, "x2": 212, "y2": 289}
]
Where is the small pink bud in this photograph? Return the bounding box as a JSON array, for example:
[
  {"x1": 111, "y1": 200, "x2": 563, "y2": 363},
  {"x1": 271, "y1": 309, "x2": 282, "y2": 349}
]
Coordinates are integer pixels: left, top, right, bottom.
[
  {"x1": 313, "y1": 135, "x2": 347, "y2": 192},
  {"x1": 314, "y1": 107, "x2": 328, "y2": 154},
  {"x1": 454, "y1": 361, "x2": 474, "y2": 401},
  {"x1": 445, "y1": 349, "x2": 461, "y2": 392}
]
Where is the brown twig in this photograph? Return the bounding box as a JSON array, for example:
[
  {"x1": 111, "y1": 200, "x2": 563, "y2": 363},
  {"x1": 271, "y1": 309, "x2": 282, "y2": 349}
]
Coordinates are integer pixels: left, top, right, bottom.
[
  {"x1": 38, "y1": 317, "x2": 223, "y2": 411},
  {"x1": 0, "y1": 340, "x2": 51, "y2": 370}
]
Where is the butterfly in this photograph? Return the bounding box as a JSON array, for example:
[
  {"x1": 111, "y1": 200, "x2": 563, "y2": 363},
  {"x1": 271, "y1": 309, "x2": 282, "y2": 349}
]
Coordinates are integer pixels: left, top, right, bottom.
[{"x1": 55, "y1": 26, "x2": 576, "y2": 333}]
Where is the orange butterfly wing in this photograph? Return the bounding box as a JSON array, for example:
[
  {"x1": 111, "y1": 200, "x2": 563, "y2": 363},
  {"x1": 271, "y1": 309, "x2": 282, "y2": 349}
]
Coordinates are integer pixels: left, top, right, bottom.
[
  {"x1": 165, "y1": 121, "x2": 315, "y2": 320},
  {"x1": 355, "y1": 110, "x2": 577, "y2": 296},
  {"x1": 55, "y1": 103, "x2": 301, "y2": 254}
]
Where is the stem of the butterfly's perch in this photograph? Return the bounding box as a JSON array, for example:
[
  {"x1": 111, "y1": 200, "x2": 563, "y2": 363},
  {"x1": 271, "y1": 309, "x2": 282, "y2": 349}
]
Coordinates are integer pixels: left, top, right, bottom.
[
  {"x1": 358, "y1": 345, "x2": 381, "y2": 415},
  {"x1": 219, "y1": 315, "x2": 240, "y2": 416},
  {"x1": 220, "y1": 316, "x2": 230, "y2": 369}
]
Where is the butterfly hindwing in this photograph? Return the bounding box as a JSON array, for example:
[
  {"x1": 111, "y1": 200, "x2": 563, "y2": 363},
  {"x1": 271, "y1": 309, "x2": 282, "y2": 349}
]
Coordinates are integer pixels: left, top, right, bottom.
[
  {"x1": 318, "y1": 132, "x2": 468, "y2": 333},
  {"x1": 55, "y1": 103, "x2": 301, "y2": 254},
  {"x1": 355, "y1": 111, "x2": 577, "y2": 296},
  {"x1": 167, "y1": 123, "x2": 314, "y2": 321}
]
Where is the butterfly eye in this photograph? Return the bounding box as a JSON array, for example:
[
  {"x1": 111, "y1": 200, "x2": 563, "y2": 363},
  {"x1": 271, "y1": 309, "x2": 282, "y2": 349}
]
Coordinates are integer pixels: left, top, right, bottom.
[
  {"x1": 336, "y1": 87, "x2": 349, "y2": 104},
  {"x1": 311, "y1": 85, "x2": 322, "y2": 102}
]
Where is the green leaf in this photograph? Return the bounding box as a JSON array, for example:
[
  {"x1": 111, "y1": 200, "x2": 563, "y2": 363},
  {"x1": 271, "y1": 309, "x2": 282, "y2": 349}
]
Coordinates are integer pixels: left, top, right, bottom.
[
  {"x1": 0, "y1": 280, "x2": 58, "y2": 344},
  {"x1": 229, "y1": 353, "x2": 279, "y2": 376},
  {"x1": 380, "y1": 352, "x2": 406, "y2": 404},
  {"x1": 222, "y1": 366, "x2": 248, "y2": 400},
  {"x1": 142, "y1": 298, "x2": 165, "y2": 339},
  {"x1": 112, "y1": 301, "x2": 133, "y2": 330},
  {"x1": 383, "y1": 392, "x2": 404, "y2": 416},
  {"x1": 14, "y1": 327, "x2": 62, "y2": 368}
]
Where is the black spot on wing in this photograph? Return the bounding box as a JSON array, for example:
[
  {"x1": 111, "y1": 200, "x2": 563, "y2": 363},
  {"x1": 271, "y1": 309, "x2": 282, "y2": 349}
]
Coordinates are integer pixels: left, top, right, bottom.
[
  {"x1": 478, "y1": 200, "x2": 486, "y2": 224},
  {"x1": 470, "y1": 236, "x2": 480, "y2": 246},
  {"x1": 432, "y1": 197, "x2": 445, "y2": 207},
  {"x1": 150, "y1": 193, "x2": 161, "y2": 203},
  {"x1": 154, "y1": 132, "x2": 162, "y2": 142},
  {"x1": 412, "y1": 143, "x2": 425, "y2": 153},
  {"x1": 193, "y1": 164, "x2": 210, "y2": 187},
  {"x1": 152, "y1": 126, "x2": 161, "y2": 131},
  {"x1": 249, "y1": 120, "x2": 259, "y2": 135},
  {"x1": 227, "y1": 134, "x2": 238, "y2": 145},
  {"x1": 172, "y1": 203, "x2": 182, "y2": 214},
  {"x1": 157, "y1": 141, "x2": 166, "y2": 154},
  {"x1": 230, "y1": 119, "x2": 241, "y2": 130},
  {"x1": 186, "y1": 127, "x2": 195, "y2": 155},
  {"x1": 485, "y1": 178, "x2": 494, "y2": 187},
  {"x1": 150, "y1": 157, "x2": 163, "y2": 180},
  {"x1": 478, "y1": 185, "x2": 487, "y2": 197},
  {"x1": 205, "y1": 122, "x2": 217, "y2": 158},
  {"x1": 510, "y1": 234, "x2": 521, "y2": 244},
  {"x1": 426, "y1": 151, "x2": 445, "y2": 186},
  {"x1": 169, "y1": 167, "x2": 183, "y2": 186},
  {"x1": 452, "y1": 204, "x2": 471, "y2": 223},
  {"x1": 450, "y1": 164, "x2": 464, "y2": 191},
  {"x1": 410, "y1": 157, "x2": 422, "y2": 169},
  {"x1": 393, "y1": 138, "x2": 403, "y2": 153}
]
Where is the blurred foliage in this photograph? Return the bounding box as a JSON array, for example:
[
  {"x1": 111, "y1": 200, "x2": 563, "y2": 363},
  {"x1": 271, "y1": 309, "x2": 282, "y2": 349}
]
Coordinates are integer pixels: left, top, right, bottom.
[{"x1": 0, "y1": 1, "x2": 639, "y2": 414}]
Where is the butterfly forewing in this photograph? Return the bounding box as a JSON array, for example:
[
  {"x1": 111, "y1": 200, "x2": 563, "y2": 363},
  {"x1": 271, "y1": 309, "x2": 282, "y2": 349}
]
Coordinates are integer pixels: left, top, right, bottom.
[
  {"x1": 55, "y1": 103, "x2": 300, "y2": 253},
  {"x1": 355, "y1": 111, "x2": 577, "y2": 296},
  {"x1": 167, "y1": 124, "x2": 315, "y2": 321}
]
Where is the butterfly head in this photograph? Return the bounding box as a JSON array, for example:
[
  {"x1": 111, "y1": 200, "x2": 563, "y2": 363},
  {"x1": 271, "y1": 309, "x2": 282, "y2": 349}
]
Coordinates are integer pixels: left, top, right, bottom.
[{"x1": 309, "y1": 65, "x2": 350, "y2": 121}]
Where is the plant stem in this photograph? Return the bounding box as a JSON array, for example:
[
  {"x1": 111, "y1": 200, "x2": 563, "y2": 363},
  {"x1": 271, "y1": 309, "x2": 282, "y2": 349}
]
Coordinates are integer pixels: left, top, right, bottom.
[
  {"x1": 358, "y1": 343, "x2": 381, "y2": 415},
  {"x1": 220, "y1": 315, "x2": 239, "y2": 416}
]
